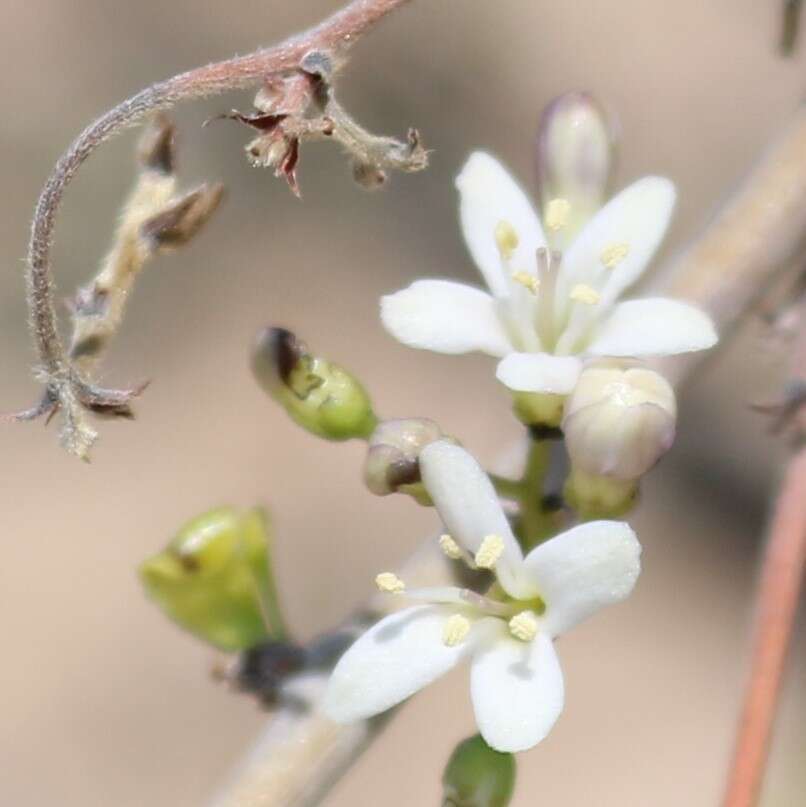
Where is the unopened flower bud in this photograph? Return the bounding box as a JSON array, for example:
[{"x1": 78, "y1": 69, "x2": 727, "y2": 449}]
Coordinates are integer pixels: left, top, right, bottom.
[
  {"x1": 535, "y1": 92, "x2": 615, "y2": 239},
  {"x1": 563, "y1": 360, "x2": 677, "y2": 481},
  {"x1": 364, "y1": 418, "x2": 447, "y2": 504},
  {"x1": 252, "y1": 328, "x2": 377, "y2": 441},
  {"x1": 442, "y1": 734, "x2": 516, "y2": 807},
  {"x1": 139, "y1": 507, "x2": 286, "y2": 651}
]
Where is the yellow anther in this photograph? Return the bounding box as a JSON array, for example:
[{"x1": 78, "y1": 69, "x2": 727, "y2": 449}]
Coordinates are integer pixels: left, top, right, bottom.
[
  {"x1": 375, "y1": 572, "x2": 406, "y2": 594},
  {"x1": 512, "y1": 271, "x2": 540, "y2": 295},
  {"x1": 439, "y1": 534, "x2": 463, "y2": 560},
  {"x1": 508, "y1": 611, "x2": 539, "y2": 642},
  {"x1": 474, "y1": 534, "x2": 505, "y2": 570},
  {"x1": 494, "y1": 221, "x2": 519, "y2": 260},
  {"x1": 442, "y1": 613, "x2": 471, "y2": 647},
  {"x1": 545, "y1": 198, "x2": 571, "y2": 232},
  {"x1": 600, "y1": 242, "x2": 630, "y2": 268},
  {"x1": 570, "y1": 283, "x2": 601, "y2": 305}
]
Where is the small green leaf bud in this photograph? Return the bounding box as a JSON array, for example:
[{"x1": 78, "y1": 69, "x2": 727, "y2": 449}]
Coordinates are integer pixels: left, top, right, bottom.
[
  {"x1": 535, "y1": 91, "x2": 616, "y2": 241},
  {"x1": 252, "y1": 327, "x2": 377, "y2": 441},
  {"x1": 139, "y1": 507, "x2": 287, "y2": 651},
  {"x1": 442, "y1": 735, "x2": 516, "y2": 807},
  {"x1": 364, "y1": 418, "x2": 447, "y2": 504}
]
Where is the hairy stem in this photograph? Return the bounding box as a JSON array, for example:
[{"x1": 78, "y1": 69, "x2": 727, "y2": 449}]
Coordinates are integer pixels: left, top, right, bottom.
[
  {"x1": 721, "y1": 446, "x2": 806, "y2": 807},
  {"x1": 22, "y1": 0, "x2": 414, "y2": 454}
]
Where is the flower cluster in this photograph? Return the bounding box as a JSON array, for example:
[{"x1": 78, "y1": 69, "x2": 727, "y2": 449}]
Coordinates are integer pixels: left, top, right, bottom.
[{"x1": 324, "y1": 441, "x2": 641, "y2": 752}]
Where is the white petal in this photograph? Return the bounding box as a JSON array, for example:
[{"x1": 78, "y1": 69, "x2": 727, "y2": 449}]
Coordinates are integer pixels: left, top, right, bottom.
[
  {"x1": 470, "y1": 630, "x2": 564, "y2": 752},
  {"x1": 419, "y1": 441, "x2": 534, "y2": 599},
  {"x1": 323, "y1": 605, "x2": 478, "y2": 722},
  {"x1": 380, "y1": 280, "x2": 512, "y2": 356},
  {"x1": 495, "y1": 352, "x2": 582, "y2": 394},
  {"x1": 588, "y1": 297, "x2": 718, "y2": 357},
  {"x1": 456, "y1": 152, "x2": 547, "y2": 298},
  {"x1": 523, "y1": 521, "x2": 641, "y2": 636},
  {"x1": 559, "y1": 176, "x2": 676, "y2": 303},
  {"x1": 554, "y1": 177, "x2": 676, "y2": 354}
]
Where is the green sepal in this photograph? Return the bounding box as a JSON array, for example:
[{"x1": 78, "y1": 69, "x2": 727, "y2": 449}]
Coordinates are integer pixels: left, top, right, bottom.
[
  {"x1": 442, "y1": 734, "x2": 516, "y2": 807},
  {"x1": 139, "y1": 507, "x2": 287, "y2": 652}
]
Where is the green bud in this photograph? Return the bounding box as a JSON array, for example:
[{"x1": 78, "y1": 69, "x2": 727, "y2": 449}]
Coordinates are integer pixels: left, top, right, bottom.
[
  {"x1": 442, "y1": 735, "x2": 516, "y2": 807},
  {"x1": 563, "y1": 469, "x2": 638, "y2": 519},
  {"x1": 139, "y1": 507, "x2": 287, "y2": 651},
  {"x1": 252, "y1": 327, "x2": 377, "y2": 441}
]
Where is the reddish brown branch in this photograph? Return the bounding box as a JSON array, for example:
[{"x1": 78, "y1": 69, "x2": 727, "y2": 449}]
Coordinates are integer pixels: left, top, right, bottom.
[
  {"x1": 20, "y1": 0, "x2": 414, "y2": 457},
  {"x1": 722, "y1": 446, "x2": 806, "y2": 807}
]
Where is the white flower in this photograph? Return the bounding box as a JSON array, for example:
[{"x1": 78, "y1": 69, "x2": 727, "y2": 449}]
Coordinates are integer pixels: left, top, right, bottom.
[
  {"x1": 323, "y1": 441, "x2": 641, "y2": 753},
  {"x1": 380, "y1": 152, "x2": 717, "y2": 396}
]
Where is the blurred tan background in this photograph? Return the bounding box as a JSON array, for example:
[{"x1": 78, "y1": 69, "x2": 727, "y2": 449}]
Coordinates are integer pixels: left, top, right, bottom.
[{"x1": 1, "y1": 1, "x2": 804, "y2": 805}]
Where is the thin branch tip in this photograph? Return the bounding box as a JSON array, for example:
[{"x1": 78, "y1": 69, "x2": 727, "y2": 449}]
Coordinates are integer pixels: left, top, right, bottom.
[{"x1": 17, "y1": 0, "x2": 418, "y2": 459}]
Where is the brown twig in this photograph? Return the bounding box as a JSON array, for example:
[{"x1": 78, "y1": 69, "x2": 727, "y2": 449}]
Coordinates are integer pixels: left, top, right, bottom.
[
  {"x1": 721, "y1": 446, "x2": 806, "y2": 807},
  {"x1": 18, "y1": 0, "x2": 415, "y2": 458}
]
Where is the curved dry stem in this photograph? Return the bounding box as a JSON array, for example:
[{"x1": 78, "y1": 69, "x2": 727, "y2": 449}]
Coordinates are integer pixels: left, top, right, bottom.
[{"x1": 20, "y1": 0, "x2": 414, "y2": 457}]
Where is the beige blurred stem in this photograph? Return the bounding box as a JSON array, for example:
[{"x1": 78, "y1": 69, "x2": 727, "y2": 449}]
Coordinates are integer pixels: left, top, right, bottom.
[{"x1": 211, "y1": 106, "x2": 806, "y2": 807}]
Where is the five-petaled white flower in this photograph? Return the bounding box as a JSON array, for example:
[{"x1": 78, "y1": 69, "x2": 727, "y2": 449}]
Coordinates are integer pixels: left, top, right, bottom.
[
  {"x1": 323, "y1": 441, "x2": 642, "y2": 752},
  {"x1": 381, "y1": 152, "x2": 717, "y2": 397}
]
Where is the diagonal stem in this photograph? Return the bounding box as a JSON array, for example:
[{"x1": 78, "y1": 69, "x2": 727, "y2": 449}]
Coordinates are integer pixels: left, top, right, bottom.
[{"x1": 721, "y1": 446, "x2": 806, "y2": 807}]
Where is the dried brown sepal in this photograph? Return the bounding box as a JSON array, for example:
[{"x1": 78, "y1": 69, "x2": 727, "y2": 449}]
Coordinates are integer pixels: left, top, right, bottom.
[
  {"x1": 141, "y1": 183, "x2": 226, "y2": 250},
  {"x1": 210, "y1": 110, "x2": 290, "y2": 133},
  {"x1": 217, "y1": 55, "x2": 427, "y2": 197},
  {"x1": 138, "y1": 114, "x2": 177, "y2": 174}
]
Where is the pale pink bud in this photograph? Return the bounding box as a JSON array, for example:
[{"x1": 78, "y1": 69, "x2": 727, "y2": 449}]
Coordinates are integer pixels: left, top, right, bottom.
[{"x1": 535, "y1": 92, "x2": 615, "y2": 236}]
